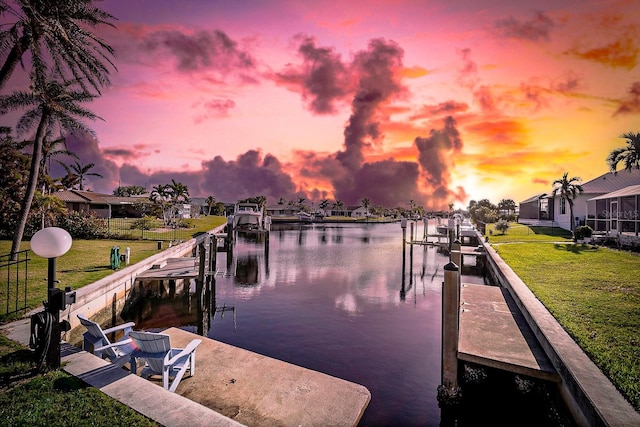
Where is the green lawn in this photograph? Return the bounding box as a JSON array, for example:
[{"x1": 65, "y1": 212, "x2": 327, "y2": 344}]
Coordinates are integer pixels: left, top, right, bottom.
[
  {"x1": 491, "y1": 223, "x2": 640, "y2": 411},
  {"x1": 0, "y1": 216, "x2": 227, "y2": 321},
  {"x1": 485, "y1": 222, "x2": 573, "y2": 243},
  {"x1": 0, "y1": 336, "x2": 158, "y2": 426},
  {"x1": 0, "y1": 216, "x2": 227, "y2": 425}
]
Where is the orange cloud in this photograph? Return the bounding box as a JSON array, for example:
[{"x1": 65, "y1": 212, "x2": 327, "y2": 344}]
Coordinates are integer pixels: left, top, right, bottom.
[
  {"x1": 402, "y1": 66, "x2": 429, "y2": 79},
  {"x1": 465, "y1": 118, "x2": 529, "y2": 149}
]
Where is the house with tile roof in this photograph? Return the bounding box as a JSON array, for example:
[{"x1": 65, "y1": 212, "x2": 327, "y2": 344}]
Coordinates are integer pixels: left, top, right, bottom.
[{"x1": 519, "y1": 169, "x2": 640, "y2": 231}]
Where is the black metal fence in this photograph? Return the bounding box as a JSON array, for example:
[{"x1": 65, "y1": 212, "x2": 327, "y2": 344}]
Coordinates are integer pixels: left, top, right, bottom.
[
  {"x1": 1, "y1": 249, "x2": 30, "y2": 318},
  {"x1": 105, "y1": 217, "x2": 190, "y2": 242}
]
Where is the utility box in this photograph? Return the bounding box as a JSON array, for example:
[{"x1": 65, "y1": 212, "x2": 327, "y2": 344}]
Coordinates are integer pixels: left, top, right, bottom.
[{"x1": 110, "y1": 246, "x2": 120, "y2": 269}]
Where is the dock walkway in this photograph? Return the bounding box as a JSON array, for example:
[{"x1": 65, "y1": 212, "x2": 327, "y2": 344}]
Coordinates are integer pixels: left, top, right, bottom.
[
  {"x1": 458, "y1": 283, "x2": 558, "y2": 382},
  {"x1": 61, "y1": 328, "x2": 370, "y2": 427}
]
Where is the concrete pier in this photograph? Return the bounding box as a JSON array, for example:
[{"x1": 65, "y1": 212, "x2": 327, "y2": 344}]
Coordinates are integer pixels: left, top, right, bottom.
[{"x1": 61, "y1": 328, "x2": 370, "y2": 427}]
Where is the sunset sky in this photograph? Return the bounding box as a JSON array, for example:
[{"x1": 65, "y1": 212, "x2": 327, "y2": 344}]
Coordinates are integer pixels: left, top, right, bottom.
[{"x1": 4, "y1": 0, "x2": 640, "y2": 209}]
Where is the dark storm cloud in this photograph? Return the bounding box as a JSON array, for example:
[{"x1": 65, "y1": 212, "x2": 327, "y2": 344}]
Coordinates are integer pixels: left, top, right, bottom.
[
  {"x1": 414, "y1": 116, "x2": 463, "y2": 204},
  {"x1": 493, "y1": 11, "x2": 554, "y2": 42},
  {"x1": 52, "y1": 132, "x2": 120, "y2": 194},
  {"x1": 199, "y1": 150, "x2": 297, "y2": 201},
  {"x1": 339, "y1": 160, "x2": 423, "y2": 208},
  {"x1": 335, "y1": 38, "x2": 406, "y2": 177},
  {"x1": 118, "y1": 150, "x2": 298, "y2": 203},
  {"x1": 142, "y1": 29, "x2": 256, "y2": 74},
  {"x1": 276, "y1": 36, "x2": 350, "y2": 114}
]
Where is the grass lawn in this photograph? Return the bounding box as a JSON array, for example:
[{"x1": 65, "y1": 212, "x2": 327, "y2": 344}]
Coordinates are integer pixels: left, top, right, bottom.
[
  {"x1": 490, "y1": 223, "x2": 640, "y2": 411},
  {"x1": 485, "y1": 222, "x2": 573, "y2": 243},
  {"x1": 0, "y1": 215, "x2": 227, "y2": 322},
  {"x1": 0, "y1": 336, "x2": 158, "y2": 426},
  {"x1": 0, "y1": 216, "x2": 226, "y2": 425}
]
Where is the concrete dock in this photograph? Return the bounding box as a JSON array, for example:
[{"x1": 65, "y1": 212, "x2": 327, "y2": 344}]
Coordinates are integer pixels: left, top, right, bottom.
[
  {"x1": 163, "y1": 328, "x2": 371, "y2": 427},
  {"x1": 458, "y1": 283, "x2": 559, "y2": 382},
  {"x1": 61, "y1": 327, "x2": 370, "y2": 427}
]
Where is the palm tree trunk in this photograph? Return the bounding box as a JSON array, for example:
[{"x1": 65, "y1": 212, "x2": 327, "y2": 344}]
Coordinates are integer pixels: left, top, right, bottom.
[
  {"x1": 0, "y1": 36, "x2": 29, "y2": 93},
  {"x1": 10, "y1": 111, "x2": 49, "y2": 260},
  {"x1": 569, "y1": 201, "x2": 575, "y2": 238}
]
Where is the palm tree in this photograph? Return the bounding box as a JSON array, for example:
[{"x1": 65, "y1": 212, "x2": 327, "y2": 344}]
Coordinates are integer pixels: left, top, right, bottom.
[
  {"x1": 409, "y1": 199, "x2": 416, "y2": 216},
  {"x1": 607, "y1": 131, "x2": 640, "y2": 172},
  {"x1": 150, "y1": 184, "x2": 170, "y2": 225},
  {"x1": 58, "y1": 159, "x2": 103, "y2": 190},
  {"x1": 1, "y1": 76, "x2": 100, "y2": 258},
  {"x1": 361, "y1": 197, "x2": 370, "y2": 217},
  {"x1": 0, "y1": 0, "x2": 117, "y2": 94},
  {"x1": 206, "y1": 195, "x2": 216, "y2": 215},
  {"x1": 334, "y1": 200, "x2": 344, "y2": 217},
  {"x1": 552, "y1": 172, "x2": 584, "y2": 235}
]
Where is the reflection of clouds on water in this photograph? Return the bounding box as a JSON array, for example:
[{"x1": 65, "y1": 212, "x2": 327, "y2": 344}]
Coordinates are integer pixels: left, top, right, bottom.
[{"x1": 335, "y1": 292, "x2": 358, "y2": 314}]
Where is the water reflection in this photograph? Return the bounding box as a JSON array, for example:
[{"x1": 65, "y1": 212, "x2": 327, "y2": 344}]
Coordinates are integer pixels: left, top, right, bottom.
[{"x1": 123, "y1": 222, "x2": 569, "y2": 426}]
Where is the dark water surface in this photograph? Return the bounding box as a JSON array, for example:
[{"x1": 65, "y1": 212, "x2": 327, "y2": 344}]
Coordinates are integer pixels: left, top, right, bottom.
[{"x1": 127, "y1": 221, "x2": 571, "y2": 426}]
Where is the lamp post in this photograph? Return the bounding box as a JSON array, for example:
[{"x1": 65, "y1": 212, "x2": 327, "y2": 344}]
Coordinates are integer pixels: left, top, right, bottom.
[{"x1": 31, "y1": 227, "x2": 72, "y2": 369}]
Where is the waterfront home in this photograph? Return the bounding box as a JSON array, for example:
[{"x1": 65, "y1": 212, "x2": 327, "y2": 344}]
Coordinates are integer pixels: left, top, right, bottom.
[
  {"x1": 587, "y1": 184, "x2": 640, "y2": 242},
  {"x1": 54, "y1": 190, "x2": 151, "y2": 218},
  {"x1": 519, "y1": 169, "x2": 640, "y2": 231}
]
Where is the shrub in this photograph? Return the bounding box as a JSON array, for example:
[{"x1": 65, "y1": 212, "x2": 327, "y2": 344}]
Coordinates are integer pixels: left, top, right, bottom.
[
  {"x1": 574, "y1": 225, "x2": 593, "y2": 240},
  {"x1": 495, "y1": 219, "x2": 510, "y2": 234},
  {"x1": 55, "y1": 211, "x2": 109, "y2": 239}
]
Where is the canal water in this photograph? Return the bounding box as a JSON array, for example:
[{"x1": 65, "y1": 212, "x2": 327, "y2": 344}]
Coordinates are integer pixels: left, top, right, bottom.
[{"x1": 124, "y1": 221, "x2": 574, "y2": 426}]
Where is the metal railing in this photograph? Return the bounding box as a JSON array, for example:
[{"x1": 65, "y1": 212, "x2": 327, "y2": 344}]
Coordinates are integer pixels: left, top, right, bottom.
[
  {"x1": 105, "y1": 217, "x2": 190, "y2": 242},
  {"x1": 1, "y1": 249, "x2": 30, "y2": 318}
]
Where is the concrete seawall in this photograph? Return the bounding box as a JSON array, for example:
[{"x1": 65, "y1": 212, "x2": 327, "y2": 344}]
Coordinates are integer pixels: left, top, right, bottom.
[
  {"x1": 482, "y1": 237, "x2": 640, "y2": 426},
  {"x1": 65, "y1": 225, "x2": 225, "y2": 345}
]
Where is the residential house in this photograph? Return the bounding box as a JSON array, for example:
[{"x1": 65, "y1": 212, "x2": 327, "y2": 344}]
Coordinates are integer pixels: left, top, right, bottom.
[
  {"x1": 351, "y1": 206, "x2": 369, "y2": 218},
  {"x1": 587, "y1": 184, "x2": 640, "y2": 236},
  {"x1": 519, "y1": 169, "x2": 640, "y2": 231},
  {"x1": 54, "y1": 190, "x2": 150, "y2": 218}
]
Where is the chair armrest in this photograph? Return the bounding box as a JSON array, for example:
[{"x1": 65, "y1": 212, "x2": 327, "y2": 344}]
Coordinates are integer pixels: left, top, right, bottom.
[
  {"x1": 164, "y1": 339, "x2": 202, "y2": 365},
  {"x1": 94, "y1": 338, "x2": 134, "y2": 353},
  {"x1": 102, "y1": 322, "x2": 136, "y2": 335}
]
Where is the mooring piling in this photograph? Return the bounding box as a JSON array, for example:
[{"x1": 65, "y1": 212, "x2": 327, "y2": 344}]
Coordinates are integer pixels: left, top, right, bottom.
[{"x1": 441, "y1": 260, "x2": 460, "y2": 390}]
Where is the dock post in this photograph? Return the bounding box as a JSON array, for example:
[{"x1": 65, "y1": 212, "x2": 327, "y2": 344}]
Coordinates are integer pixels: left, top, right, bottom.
[
  {"x1": 452, "y1": 239, "x2": 462, "y2": 272},
  {"x1": 447, "y1": 219, "x2": 455, "y2": 256},
  {"x1": 410, "y1": 221, "x2": 414, "y2": 244},
  {"x1": 226, "y1": 215, "x2": 234, "y2": 243},
  {"x1": 423, "y1": 216, "x2": 428, "y2": 240},
  {"x1": 439, "y1": 261, "x2": 461, "y2": 400},
  {"x1": 401, "y1": 217, "x2": 407, "y2": 248}
]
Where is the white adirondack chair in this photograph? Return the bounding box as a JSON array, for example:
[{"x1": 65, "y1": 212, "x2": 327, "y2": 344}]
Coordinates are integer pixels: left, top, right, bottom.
[
  {"x1": 128, "y1": 331, "x2": 202, "y2": 393},
  {"x1": 77, "y1": 313, "x2": 136, "y2": 368}
]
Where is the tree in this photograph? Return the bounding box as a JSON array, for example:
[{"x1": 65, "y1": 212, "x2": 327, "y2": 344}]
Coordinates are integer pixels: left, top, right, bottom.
[
  {"x1": 0, "y1": 0, "x2": 116, "y2": 94},
  {"x1": 498, "y1": 198, "x2": 517, "y2": 219},
  {"x1": 607, "y1": 131, "x2": 640, "y2": 172},
  {"x1": 206, "y1": 195, "x2": 216, "y2": 215},
  {"x1": 334, "y1": 200, "x2": 344, "y2": 216},
  {"x1": 113, "y1": 185, "x2": 146, "y2": 197},
  {"x1": 0, "y1": 127, "x2": 30, "y2": 238},
  {"x1": 150, "y1": 184, "x2": 170, "y2": 224},
  {"x1": 495, "y1": 219, "x2": 510, "y2": 234},
  {"x1": 468, "y1": 199, "x2": 498, "y2": 224},
  {"x1": 552, "y1": 172, "x2": 583, "y2": 235},
  {"x1": 1, "y1": 76, "x2": 100, "y2": 258},
  {"x1": 58, "y1": 159, "x2": 103, "y2": 190}
]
